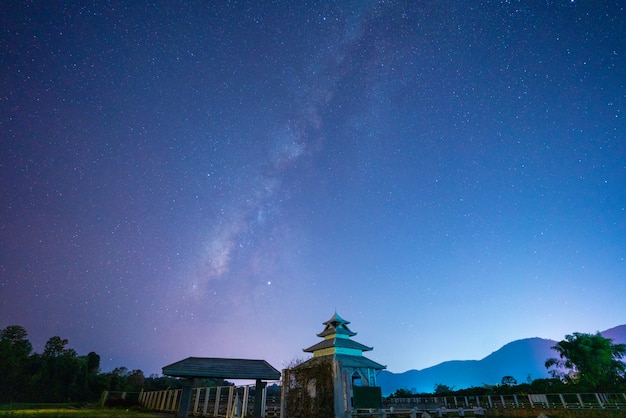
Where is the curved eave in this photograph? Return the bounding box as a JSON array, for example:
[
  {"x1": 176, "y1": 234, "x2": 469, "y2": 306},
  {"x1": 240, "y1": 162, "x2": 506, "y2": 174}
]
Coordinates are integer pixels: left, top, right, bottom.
[
  {"x1": 295, "y1": 354, "x2": 386, "y2": 371},
  {"x1": 335, "y1": 354, "x2": 386, "y2": 370},
  {"x1": 317, "y1": 326, "x2": 356, "y2": 338},
  {"x1": 303, "y1": 338, "x2": 373, "y2": 353}
]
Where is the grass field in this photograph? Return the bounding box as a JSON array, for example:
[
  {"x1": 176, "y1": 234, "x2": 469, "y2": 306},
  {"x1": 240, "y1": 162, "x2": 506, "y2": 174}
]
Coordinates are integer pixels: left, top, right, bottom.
[
  {"x1": 0, "y1": 404, "x2": 165, "y2": 418},
  {"x1": 2, "y1": 405, "x2": 625, "y2": 418}
]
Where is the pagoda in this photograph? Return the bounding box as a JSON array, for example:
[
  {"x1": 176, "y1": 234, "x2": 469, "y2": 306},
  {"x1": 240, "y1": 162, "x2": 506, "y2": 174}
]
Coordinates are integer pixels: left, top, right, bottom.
[
  {"x1": 283, "y1": 312, "x2": 386, "y2": 418},
  {"x1": 303, "y1": 312, "x2": 385, "y2": 375}
]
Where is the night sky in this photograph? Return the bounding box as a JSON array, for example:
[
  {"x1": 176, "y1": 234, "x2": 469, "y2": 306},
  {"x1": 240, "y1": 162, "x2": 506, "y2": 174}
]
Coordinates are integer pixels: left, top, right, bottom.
[{"x1": 2, "y1": 1, "x2": 625, "y2": 378}]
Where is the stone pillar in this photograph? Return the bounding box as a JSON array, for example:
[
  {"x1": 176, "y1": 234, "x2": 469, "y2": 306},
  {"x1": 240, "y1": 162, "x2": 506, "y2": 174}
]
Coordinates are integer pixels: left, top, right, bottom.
[
  {"x1": 178, "y1": 379, "x2": 193, "y2": 418},
  {"x1": 280, "y1": 369, "x2": 289, "y2": 418},
  {"x1": 333, "y1": 360, "x2": 347, "y2": 418}
]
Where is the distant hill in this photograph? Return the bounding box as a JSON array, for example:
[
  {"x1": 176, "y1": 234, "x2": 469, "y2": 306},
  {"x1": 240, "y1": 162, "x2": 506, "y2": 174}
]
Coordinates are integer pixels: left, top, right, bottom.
[{"x1": 378, "y1": 325, "x2": 626, "y2": 396}]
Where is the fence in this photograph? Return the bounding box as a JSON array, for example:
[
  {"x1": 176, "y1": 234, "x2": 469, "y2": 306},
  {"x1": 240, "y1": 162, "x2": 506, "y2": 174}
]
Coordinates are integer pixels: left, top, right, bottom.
[
  {"x1": 384, "y1": 392, "x2": 626, "y2": 411},
  {"x1": 138, "y1": 384, "x2": 281, "y2": 417},
  {"x1": 135, "y1": 389, "x2": 626, "y2": 417},
  {"x1": 349, "y1": 407, "x2": 485, "y2": 417},
  {"x1": 348, "y1": 393, "x2": 626, "y2": 418}
]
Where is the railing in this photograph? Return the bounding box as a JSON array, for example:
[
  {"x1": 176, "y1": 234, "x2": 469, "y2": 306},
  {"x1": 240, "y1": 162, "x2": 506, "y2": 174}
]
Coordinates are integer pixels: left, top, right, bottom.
[
  {"x1": 139, "y1": 384, "x2": 281, "y2": 417},
  {"x1": 384, "y1": 392, "x2": 626, "y2": 411},
  {"x1": 136, "y1": 388, "x2": 626, "y2": 417},
  {"x1": 349, "y1": 407, "x2": 485, "y2": 417}
]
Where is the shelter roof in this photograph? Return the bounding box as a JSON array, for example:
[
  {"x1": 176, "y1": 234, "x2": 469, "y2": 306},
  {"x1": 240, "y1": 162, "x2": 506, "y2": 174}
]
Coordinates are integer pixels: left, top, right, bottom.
[{"x1": 162, "y1": 357, "x2": 281, "y2": 380}]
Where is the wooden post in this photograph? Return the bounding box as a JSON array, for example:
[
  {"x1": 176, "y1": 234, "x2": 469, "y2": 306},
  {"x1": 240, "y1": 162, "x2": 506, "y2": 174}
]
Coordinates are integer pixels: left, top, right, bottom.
[
  {"x1": 594, "y1": 393, "x2": 604, "y2": 409},
  {"x1": 160, "y1": 390, "x2": 167, "y2": 411},
  {"x1": 100, "y1": 391, "x2": 109, "y2": 407},
  {"x1": 260, "y1": 383, "x2": 268, "y2": 416},
  {"x1": 226, "y1": 386, "x2": 234, "y2": 417},
  {"x1": 177, "y1": 379, "x2": 193, "y2": 418},
  {"x1": 194, "y1": 387, "x2": 201, "y2": 413},
  {"x1": 242, "y1": 385, "x2": 249, "y2": 416},
  {"x1": 172, "y1": 389, "x2": 181, "y2": 411},
  {"x1": 254, "y1": 379, "x2": 267, "y2": 417},
  {"x1": 203, "y1": 387, "x2": 211, "y2": 415},
  {"x1": 215, "y1": 386, "x2": 222, "y2": 417}
]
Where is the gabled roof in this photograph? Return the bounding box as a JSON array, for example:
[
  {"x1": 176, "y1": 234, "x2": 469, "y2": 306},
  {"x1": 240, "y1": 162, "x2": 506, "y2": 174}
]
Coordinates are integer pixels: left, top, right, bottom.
[
  {"x1": 303, "y1": 337, "x2": 373, "y2": 353},
  {"x1": 162, "y1": 357, "x2": 281, "y2": 380}
]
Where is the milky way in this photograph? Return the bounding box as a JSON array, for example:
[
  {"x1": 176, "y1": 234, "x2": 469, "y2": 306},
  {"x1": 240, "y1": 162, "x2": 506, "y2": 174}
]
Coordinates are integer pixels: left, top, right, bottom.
[{"x1": 1, "y1": 1, "x2": 625, "y2": 376}]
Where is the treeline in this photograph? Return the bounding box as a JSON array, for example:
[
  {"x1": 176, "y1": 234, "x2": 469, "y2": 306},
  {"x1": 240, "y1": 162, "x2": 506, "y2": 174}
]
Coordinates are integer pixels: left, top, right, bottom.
[
  {"x1": 0, "y1": 325, "x2": 230, "y2": 403},
  {"x1": 389, "y1": 331, "x2": 626, "y2": 398},
  {"x1": 389, "y1": 378, "x2": 596, "y2": 398}
]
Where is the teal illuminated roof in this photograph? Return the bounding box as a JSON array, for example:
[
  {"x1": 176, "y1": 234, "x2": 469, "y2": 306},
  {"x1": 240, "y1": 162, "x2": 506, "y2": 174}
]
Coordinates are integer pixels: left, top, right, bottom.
[
  {"x1": 162, "y1": 357, "x2": 281, "y2": 380},
  {"x1": 296, "y1": 353, "x2": 386, "y2": 371},
  {"x1": 301, "y1": 312, "x2": 386, "y2": 371},
  {"x1": 335, "y1": 354, "x2": 385, "y2": 370},
  {"x1": 317, "y1": 312, "x2": 357, "y2": 338},
  {"x1": 303, "y1": 337, "x2": 373, "y2": 353}
]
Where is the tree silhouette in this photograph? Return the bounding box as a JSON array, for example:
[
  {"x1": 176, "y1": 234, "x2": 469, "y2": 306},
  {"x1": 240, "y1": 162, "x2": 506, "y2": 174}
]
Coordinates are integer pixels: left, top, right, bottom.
[
  {"x1": 44, "y1": 336, "x2": 76, "y2": 357},
  {"x1": 0, "y1": 325, "x2": 33, "y2": 402},
  {"x1": 36, "y1": 336, "x2": 81, "y2": 401},
  {"x1": 391, "y1": 388, "x2": 413, "y2": 398},
  {"x1": 433, "y1": 383, "x2": 454, "y2": 395},
  {"x1": 545, "y1": 332, "x2": 626, "y2": 390},
  {"x1": 501, "y1": 376, "x2": 517, "y2": 386}
]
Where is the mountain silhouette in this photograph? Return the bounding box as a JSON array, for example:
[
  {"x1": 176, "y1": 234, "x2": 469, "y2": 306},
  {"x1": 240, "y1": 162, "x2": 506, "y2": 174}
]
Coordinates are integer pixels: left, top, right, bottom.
[{"x1": 378, "y1": 325, "x2": 626, "y2": 396}]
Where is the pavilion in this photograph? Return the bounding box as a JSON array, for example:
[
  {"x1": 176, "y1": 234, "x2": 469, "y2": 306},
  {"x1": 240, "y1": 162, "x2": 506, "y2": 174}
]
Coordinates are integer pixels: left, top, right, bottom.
[{"x1": 162, "y1": 357, "x2": 281, "y2": 418}]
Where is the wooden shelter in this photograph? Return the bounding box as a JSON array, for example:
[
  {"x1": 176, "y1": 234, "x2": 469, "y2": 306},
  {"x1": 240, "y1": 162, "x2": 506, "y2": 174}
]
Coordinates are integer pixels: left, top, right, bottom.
[{"x1": 162, "y1": 357, "x2": 281, "y2": 418}]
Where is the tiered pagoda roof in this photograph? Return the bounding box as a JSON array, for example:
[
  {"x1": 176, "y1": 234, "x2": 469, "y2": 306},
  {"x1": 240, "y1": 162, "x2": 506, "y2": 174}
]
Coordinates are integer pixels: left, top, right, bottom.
[
  {"x1": 302, "y1": 312, "x2": 385, "y2": 370},
  {"x1": 316, "y1": 312, "x2": 357, "y2": 338}
]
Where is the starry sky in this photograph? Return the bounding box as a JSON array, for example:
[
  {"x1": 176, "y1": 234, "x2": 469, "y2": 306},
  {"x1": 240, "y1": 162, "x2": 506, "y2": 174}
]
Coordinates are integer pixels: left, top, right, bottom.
[{"x1": 1, "y1": 1, "x2": 625, "y2": 378}]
